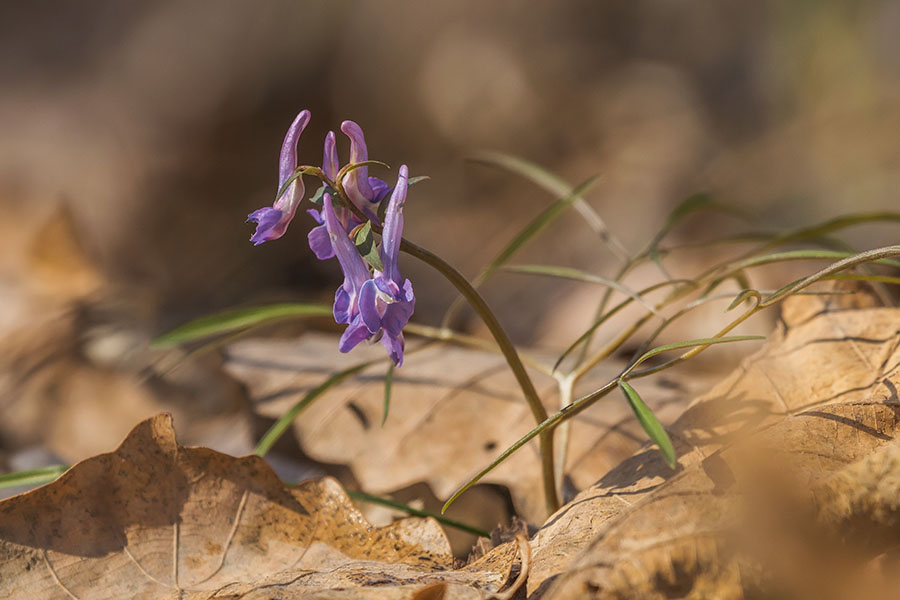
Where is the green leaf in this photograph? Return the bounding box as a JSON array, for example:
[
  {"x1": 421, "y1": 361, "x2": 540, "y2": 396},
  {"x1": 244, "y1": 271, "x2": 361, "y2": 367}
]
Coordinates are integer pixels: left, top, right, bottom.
[
  {"x1": 152, "y1": 303, "x2": 333, "y2": 347},
  {"x1": 470, "y1": 151, "x2": 630, "y2": 261},
  {"x1": 760, "y1": 245, "x2": 900, "y2": 307},
  {"x1": 254, "y1": 359, "x2": 381, "y2": 457},
  {"x1": 0, "y1": 465, "x2": 69, "y2": 489},
  {"x1": 627, "y1": 335, "x2": 765, "y2": 375},
  {"x1": 503, "y1": 264, "x2": 664, "y2": 316},
  {"x1": 553, "y1": 279, "x2": 697, "y2": 372},
  {"x1": 382, "y1": 362, "x2": 394, "y2": 427},
  {"x1": 474, "y1": 175, "x2": 601, "y2": 284},
  {"x1": 408, "y1": 175, "x2": 430, "y2": 186},
  {"x1": 348, "y1": 490, "x2": 489, "y2": 538},
  {"x1": 353, "y1": 220, "x2": 384, "y2": 272},
  {"x1": 309, "y1": 184, "x2": 336, "y2": 205},
  {"x1": 618, "y1": 380, "x2": 676, "y2": 469}
]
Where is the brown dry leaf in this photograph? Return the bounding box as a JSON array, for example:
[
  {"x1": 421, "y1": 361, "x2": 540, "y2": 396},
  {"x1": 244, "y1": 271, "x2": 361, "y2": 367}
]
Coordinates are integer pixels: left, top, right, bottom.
[
  {"x1": 0, "y1": 414, "x2": 525, "y2": 599},
  {"x1": 527, "y1": 297, "x2": 900, "y2": 598},
  {"x1": 223, "y1": 334, "x2": 710, "y2": 522}
]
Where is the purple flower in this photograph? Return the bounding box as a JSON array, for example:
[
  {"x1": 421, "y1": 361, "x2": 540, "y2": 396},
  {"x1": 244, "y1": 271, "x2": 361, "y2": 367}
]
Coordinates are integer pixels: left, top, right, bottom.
[
  {"x1": 247, "y1": 110, "x2": 310, "y2": 245},
  {"x1": 323, "y1": 166, "x2": 415, "y2": 366},
  {"x1": 307, "y1": 122, "x2": 391, "y2": 260}
]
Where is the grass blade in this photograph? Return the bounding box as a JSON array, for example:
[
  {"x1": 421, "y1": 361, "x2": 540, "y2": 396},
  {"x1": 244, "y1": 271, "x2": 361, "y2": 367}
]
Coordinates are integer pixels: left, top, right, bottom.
[
  {"x1": 470, "y1": 150, "x2": 629, "y2": 261},
  {"x1": 625, "y1": 335, "x2": 765, "y2": 376},
  {"x1": 618, "y1": 380, "x2": 676, "y2": 469},
  {"x1": 255, "y1": 359, "x2": 381, "y2": 457},
  {"x1": 0, "y1": 465, "x2": 69, "y2": 489},
  {"x1": 153, "y1": 303, "x2": 333, "y2": 347},
  {"x1": 503, "y1": 264, "x2": 663, "y2": 316},
  {"x1": 473, "y1": 176, "x2": 602, "y2": 285},
  {"x1": 760, "y1": 246, "x2": 900, "y2": 307},
  {"x1": 348, "y1": 490, "x2": 489, "y2": 538},
  {"x1": 553, "y1": 279, "x2": 696, "y2": 372}
]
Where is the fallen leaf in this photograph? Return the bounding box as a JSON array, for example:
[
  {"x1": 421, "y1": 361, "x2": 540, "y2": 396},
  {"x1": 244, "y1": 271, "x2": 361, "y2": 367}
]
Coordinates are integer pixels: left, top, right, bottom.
[
  {"x1": 527, "y1": 297, "x2": 900, "y2": 597},
  {"x1": 0, "y1": 414, "x2": 525, "y2": 599},
  {"x1": 223, "y1": 334, "x2": 709, "y2": 522}
]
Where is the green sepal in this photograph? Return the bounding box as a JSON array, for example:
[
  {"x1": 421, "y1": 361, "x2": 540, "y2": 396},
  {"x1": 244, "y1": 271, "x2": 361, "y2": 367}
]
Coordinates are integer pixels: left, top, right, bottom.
[
  {"x1": 310, "y1": 185, "x2": 337, "y2": 206},
  {"x1": 353, "y1": 221, "x2": 384, "y2": 271}
]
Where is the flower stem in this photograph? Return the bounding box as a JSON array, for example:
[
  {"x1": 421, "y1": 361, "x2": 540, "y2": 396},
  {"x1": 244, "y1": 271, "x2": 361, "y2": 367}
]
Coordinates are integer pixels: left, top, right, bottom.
[
  {"x1": 398, "y1": 238, "x2": 560, "y2": 515},
  {"x1": 334, "y1": 177, "x2": 560, "y2": 515}
]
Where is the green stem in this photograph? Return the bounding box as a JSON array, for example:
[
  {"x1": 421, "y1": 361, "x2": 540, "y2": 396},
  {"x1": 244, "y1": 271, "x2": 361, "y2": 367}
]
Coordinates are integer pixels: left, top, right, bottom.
[
  {"x1": 347, "y1": 490, "x2": 490, "y2": 538},
  {"x1": 398, "y1": 238, "x2": 559, "y2": 515},
  {"x1": 336, "y1": 186, "x2": 559, "y2": 516}
]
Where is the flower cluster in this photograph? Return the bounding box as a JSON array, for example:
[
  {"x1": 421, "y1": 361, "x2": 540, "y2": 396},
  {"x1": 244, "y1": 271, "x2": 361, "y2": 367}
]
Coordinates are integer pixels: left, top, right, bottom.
[{"x1": 247, "y1": 111, "x2": 414, "y2": 365}]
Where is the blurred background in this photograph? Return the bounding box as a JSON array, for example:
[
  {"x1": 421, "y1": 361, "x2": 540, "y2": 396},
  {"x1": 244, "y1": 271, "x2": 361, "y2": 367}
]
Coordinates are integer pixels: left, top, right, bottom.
[{"x1": 1, "y1": 0, "x2": 899, "y2": 532}]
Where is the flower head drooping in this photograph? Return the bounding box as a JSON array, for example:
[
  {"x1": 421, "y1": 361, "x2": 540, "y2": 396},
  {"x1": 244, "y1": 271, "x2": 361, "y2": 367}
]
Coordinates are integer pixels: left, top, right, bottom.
[
  {"x1": 358, "y1": 165, "x2": 415, "y2": 365},
  {"x1": 322, "y1": 192, "x2": 375, "y2": 353},
  {"x1": 247, "y1": 110, "x2": 311, "y2": 245},
  {"x1": 307, "y1": 121, "x2": 391, "y2": 260},
  {"x1": 323, "y1": 166, "x2": 415, "y2": 366}
]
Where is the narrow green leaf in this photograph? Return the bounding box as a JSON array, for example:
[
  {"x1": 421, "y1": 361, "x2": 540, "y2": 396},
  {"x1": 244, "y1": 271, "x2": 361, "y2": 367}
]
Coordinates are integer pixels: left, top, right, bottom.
[
  {"x1": 475, "y1": 175, "x2": 601, "y2": 283},
  {"x1": 382, "y1": 362, "x2": 394, "y2": 427},
  {"x1": 408, "y1": 175, "x2": 430, "y2": 186},
  {"x1": 627, "y1": 335, "x2": 765, "y2": 375},
  {"x1": 443, "y1": 379, "x2": 620, "y2": 513},
  {"x1": 553, "y1": 279, "x2": 697, "y2": 372},
  {"x1": 618, "y1": 380, "x2": 676, "y2": 469},
  {"x1": 470, "y1": 150, "x2": 630, "y2": 261},
  {"x1": 822, "y1": 273, "x2": 900, "y2": 285},
  {"x1": 353, "y1": 221, "x2": 384, "y2": 272},
  {"x1": 727, "y1": 289, "x2": 761, "y2": 311},
  {"x1": 348, "y1": 490, "x2": 489, "y2": 538},
  {"x1": 309, "y1": 184, "x2": 336, "y2": 205},
  {"x1": 503, "y1": 264, "x2": 664, "y2": 316},
  {"x1": 760, "y1": 245, "x2": 900, "y2": 307},
  {"x1": 255, "y1": 360, "x2": 380, "y2": 457},
  {"x1": 760, "y1": 212, "x2": 900, "y2": 252},
  {"x1": 153, "y1": 303, "x2": 333, "y2": 347},
  {"x1": 0, "y1": 465, "x2": 69, "y2": 489}
]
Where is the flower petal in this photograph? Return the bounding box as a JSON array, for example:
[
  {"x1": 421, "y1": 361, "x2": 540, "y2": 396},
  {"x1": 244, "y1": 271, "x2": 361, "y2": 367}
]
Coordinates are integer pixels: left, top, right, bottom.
[
  {"x1": 380, "y1": 330, "x2": 405, "y2": 367},
  {"x1": 338, "y1": 315, "x2": 372, "y2": 353},
  {"x1": 340, "y1": 120, "x2": 376, "y2": 209},
  {"x1": 359, "y1": 279, "x2": 383, "y2": 334},
  {"x1": 322, "y1": 131, "x2": 339, "y2": 181},
  {"x1": 307, "y1": 223, "x2": 334, "y2": 260},
  {"x1": 247, "y1": 207, "x2": 286, "y2": 245},
  {"x1": 279, "y1": 110, "x2": 311, "y2": 190},
  {"x1": 323, "y1": 193, "x2": 370, "y2": 297},
  {"x1": 381, "y1": 165, "x2": 408, "y2": 285}
]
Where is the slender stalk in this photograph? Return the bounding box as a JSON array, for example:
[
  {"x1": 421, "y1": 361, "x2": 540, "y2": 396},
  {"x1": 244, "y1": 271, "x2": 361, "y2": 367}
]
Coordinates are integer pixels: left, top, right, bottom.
[
  {"x1": 398, "y1": 238, "x2": 559, "y2": 514},
  {"x1": 334, "y1": 181, "x2": 559, "y2": 515}
]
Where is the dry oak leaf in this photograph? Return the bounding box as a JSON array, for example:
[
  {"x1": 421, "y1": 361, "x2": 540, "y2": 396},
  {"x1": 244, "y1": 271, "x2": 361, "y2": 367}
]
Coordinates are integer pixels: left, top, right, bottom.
[
  {"x1": 224, "y1": 334, "x2": 709, "y2": 523},
  {"x1": 526, "y1": 300, "x2": 900, "y2": 598},
  {"x1": 0, "y1": 414, "x2": 525, "y2": 599}
]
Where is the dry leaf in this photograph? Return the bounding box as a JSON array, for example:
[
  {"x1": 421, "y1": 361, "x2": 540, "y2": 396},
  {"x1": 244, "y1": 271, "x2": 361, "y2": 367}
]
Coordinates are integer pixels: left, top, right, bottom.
[
  {"x1": 0, "y1": 414, "x2": 525, "y2": 599},
  {"x1": 224, "y1": 334, "x2": 709, "y2": 522},
  {"x1": 527, "y1": 298, "x2": 900, "y2": 598}
]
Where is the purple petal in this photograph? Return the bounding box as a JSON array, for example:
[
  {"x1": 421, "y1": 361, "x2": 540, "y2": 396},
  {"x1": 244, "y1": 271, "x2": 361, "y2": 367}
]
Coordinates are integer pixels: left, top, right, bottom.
[
  {"x1": 307, "y1": 223, "x2": 334, "y2": 260},
  {"x1": 380, "y1": 165, "x2": 408, "y2": 285},
  {"x1": 368, "y1": 177, "x2": 391, "y2": 204},
  {"x1": 279, "y1": 110, "x2": 311, "y2": 190},
  {"x1": 381, "y1": 284, "x2": 415, "y2": 339},
  {"x1": 323, "y1": 193, "x2": 370, "y2": 297},
  {"x1": 322, "y1": 131, "x2": 339, "y2": 181},
  {"x1": 340, "y1": 120, "x2": 376, "y2": 209},
  {"x1": 338, "y1": 316, "x2": 373, "y2": 353},
  {"x1": 380, "y1": 330, "x2": 405, "y2": 367},
  {"x1": 247, "y1": 207, "x2": 286, "y2": 245},
  {"x1": 333, "y1": 285, "x2": 352, "y2": 324},
  {"x1": 358, "y1": 279, "x2": 383, "y2": 334}
]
